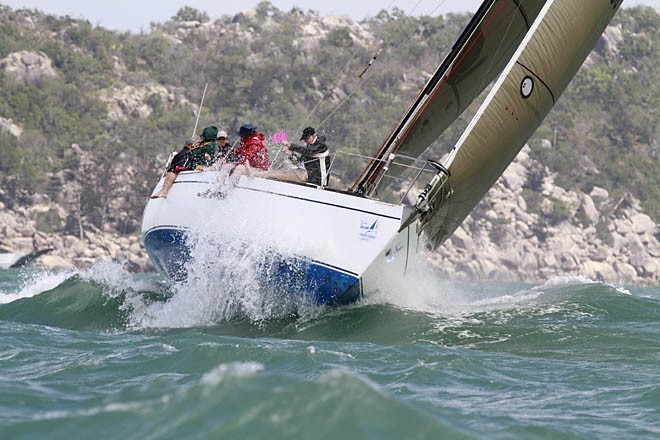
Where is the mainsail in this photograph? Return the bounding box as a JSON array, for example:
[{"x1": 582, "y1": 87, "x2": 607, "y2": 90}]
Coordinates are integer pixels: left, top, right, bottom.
[
  {"x1": 420, "y1": 0, "x2": 623, "y2": 248},
  {"x1": 352, "y1": 0, "x2": 547, "y2": 195}
]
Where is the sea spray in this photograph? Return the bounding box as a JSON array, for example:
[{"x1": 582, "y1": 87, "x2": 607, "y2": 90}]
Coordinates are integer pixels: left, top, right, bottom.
[
  {"x1": 0, "y1": 269, "x2": 71, "y2": 304},
  {"x1": 124, "y1": 192, "x2": 326, "y2": 329}
]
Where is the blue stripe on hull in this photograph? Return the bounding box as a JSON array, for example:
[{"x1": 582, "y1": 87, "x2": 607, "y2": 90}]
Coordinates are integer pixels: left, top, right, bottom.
[{"x1": 143, "y1": 228, "x2": 361, "y2": 305}]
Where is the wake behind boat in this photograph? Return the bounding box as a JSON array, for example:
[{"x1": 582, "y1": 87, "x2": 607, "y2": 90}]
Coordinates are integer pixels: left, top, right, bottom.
[{"x1": 142, "y1": 0, "x2": 622, "y2": 305}]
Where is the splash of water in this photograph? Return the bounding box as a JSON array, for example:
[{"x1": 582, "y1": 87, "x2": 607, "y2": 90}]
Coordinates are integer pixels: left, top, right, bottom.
[
  {"x1": 360, "y1": 259, "x2": 635, "y2": 320},
  {"x1": 2, "y1": 202, "x2": 635, "y2": 333},
  {"x1": 124, "y1": 196, "x2": 325, "y2": 329},
  {"x1": 0, "y1": 270, "x2": 71, "y2": 304}
]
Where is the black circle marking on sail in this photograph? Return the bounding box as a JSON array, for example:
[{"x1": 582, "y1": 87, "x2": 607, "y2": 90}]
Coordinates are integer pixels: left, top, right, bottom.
[
  {"x1": 520, "y1": 76, "x2": 534, "y2": 98},
  {"x1": 515, "y1": 61, "x2": 556, "y2": 105}
]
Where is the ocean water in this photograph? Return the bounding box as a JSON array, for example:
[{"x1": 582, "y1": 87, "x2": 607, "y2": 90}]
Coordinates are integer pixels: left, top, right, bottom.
[{"x1": 0, "y1": 263, "x2": 658, "y2": 439}]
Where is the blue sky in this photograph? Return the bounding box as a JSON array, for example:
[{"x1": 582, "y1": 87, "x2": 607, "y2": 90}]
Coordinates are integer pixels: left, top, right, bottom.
[{"x1": 2, "y1": 0, "x2": 658, "y2": 33}]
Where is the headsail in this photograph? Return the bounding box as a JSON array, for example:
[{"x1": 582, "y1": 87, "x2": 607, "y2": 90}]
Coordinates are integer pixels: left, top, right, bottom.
[
  {"x1": 419, "y1": 0, "x2": 622, "y2": 248},
  {"x1": 352, "y1": 0, "x2": 547, "y2": 196}
]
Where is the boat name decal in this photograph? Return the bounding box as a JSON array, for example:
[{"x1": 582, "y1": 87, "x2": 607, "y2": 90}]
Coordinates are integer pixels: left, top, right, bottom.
[{"x1": 358, "y1": 219, "x2": 380, "y2": 242}]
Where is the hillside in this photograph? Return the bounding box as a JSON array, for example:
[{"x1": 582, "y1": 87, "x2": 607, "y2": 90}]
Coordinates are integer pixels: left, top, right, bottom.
[{"x1": 0, "y1": 3, "x2": 657, "y2": 284}]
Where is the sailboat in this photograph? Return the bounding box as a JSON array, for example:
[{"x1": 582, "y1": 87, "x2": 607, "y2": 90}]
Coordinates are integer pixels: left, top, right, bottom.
[{"x1": 141, "y1": 0, "x2": 622, "y2": 304}]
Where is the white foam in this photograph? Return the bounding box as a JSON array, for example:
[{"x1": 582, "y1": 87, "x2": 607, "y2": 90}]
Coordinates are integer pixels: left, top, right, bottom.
[
  {"x1": 38, "y1": 401, "x2": 146, "y2": 420},
  {"x1": 535, "y1": 274, "x2": 599, "y2": 288},
  {"x1": 535, "y1": 274, "x2": 632, "y2": 295},
  {"x1": 361, "y1": 261, "x2": 542, "y2": 318},
  {"x1": 125, "y1": 200, "x2": 324, "y2": 329},
  {"x1": 0, "y1": 270, "x2": 71, "y2": 304},
  {"x1": 0, "y1": 258, "x2": 163, "y2": 306},
  {"x1": 77, "y1": 260, "x2": 156, "y2": 293},
  {"x1": 201, "y1": 361, "x2": 264, "y2": 386}
]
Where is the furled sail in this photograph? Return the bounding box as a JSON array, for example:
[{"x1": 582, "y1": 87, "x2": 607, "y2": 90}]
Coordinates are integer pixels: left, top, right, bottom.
[
  {"x1": 352, "y1": 0, "x2": 547, "y2": 196},
  {"x1": 420, "y1": 0, "x2": 623, "y2": 249}
]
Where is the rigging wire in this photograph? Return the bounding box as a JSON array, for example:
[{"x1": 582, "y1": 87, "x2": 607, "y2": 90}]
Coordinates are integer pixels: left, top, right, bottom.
[
  {"x1": 300, "y1": 0, "x2": 398, "y2": 135},
  {"x1": 316, "y1": 42, "x2": 390, "y2": 126},
  {"x1": 296, "y1": 49, "x2": 361, "y2": 137},
  {"x1": 427, "y1": 0, "x2": 449, "y2": 17},
  {"x1": 317, "y1": 76, "x2": 370, "y2": 128},
  {"x1": 318, "y1": 0, "x2": 453, "y2": 130},
  {"x1": 407, "y1": 0, "x2": 424, "y2": 16},
  {"x1": 270, "y1": 45, "x2": 365, "y2": 171}
]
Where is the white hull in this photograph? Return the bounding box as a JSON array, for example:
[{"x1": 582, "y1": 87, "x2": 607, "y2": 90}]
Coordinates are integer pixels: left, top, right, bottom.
[{"x1": 141, "y1": 171, "x2": 419, "y2": 304}]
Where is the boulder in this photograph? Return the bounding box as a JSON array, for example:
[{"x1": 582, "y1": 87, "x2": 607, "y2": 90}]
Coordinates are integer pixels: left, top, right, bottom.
[
  {"x1": 613, "y1": 218, "x2": 631, "y2": 235},
  {"x1": 614, "y1": 261, "x2": 638, "y2": 285},
  {"x1": 0, "y1": 51, "x2": 58, "y2": 83},
  {"x1": 557, "y1": 252, "x2": 578, "y2": 270},
  {"x1": 72, "y1": 257, "x2": 97, "y2": 268},
  {"x1": 629, "y1": 213, "x2": 656, "y2": 235},
  {"x1": 450, "y1": 226, "x2": 474, "y2": 251},
  {"x1": 579, "y1": 194, "x2": 599, "y2": 224},
  {"x1": 590, "y1": 186, "x2": 609, "y2": 201},
  {"x1": 581, "y1": 261, "x2": 617, "y2": 281},
  {"x1": 500, "y1": 247, "x2": 522, "y2": 270},
  {"x1": 98, "y1": 84, "x2": 189, "y2": 120},
  {"x1": 629, "y1": 253, "x2": 653, "y2": 274},
  {"x1": 5, "y1": 237, "x2": 33, "y2": 253},
  {"x1": 38, "y1": 254, "x2": 73, "y2": 269},
  {"x1": 501, "y1": 162, "x2": 526, "y2": 192},
  {"x1": 519, "y1": 251, "x2": 539, "y2": 272},
  {"x1": 0, "y1": 116, "x2": 23, "y2": 137},
  {"x1": 619, "y1": 234, "x2": 645, "y2": 263},
  {"x1": 322, "y1": 15, "x2": 374, "y2": 43},
  {"x1": 598, "y1": 25, "x2": 624, "y2": 56},
  {"x1": 477, "y1": 259, "x2": 499, "y2": 278},
  {"x1": 578, "y1": 155, "x2": 600, "y2": 175},
  {"x1": 589, "y1": 247, "x2": 611, "y2": 262}
]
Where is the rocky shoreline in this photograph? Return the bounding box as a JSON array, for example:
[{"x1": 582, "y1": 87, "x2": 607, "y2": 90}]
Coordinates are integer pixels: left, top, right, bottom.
[
  {"x1": 0, "y1": 147, "x2": 657, "y2": 286},
  {"x1": 431, "y1": 147, "x2": 658, "y2": 286},
  {"x1": 0, "y1": 201, "x2": 150, "y2": 273}
]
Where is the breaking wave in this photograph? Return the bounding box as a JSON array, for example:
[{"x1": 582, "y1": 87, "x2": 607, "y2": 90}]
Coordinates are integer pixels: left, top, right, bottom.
[{"x1": 1, "y1": 255, "x2": 656, "y2": 351}]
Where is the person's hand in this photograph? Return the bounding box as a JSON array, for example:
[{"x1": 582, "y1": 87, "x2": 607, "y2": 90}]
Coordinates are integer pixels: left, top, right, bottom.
[{"x1": 281, "y1": 140, "x2": 290, "y2": 147}]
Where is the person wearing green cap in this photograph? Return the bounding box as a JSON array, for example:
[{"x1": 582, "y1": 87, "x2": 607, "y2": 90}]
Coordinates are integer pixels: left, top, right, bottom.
[
  {"x1": 187, "y1": 125, "x2": 218, "y2": 170},
  {"x1": 149, "y1": 126, "x2": 218, "y2": 199}
]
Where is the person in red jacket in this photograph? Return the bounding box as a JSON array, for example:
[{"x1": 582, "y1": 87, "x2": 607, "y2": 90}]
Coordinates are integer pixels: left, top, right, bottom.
[
  {"x1": 234, "y1": 124, "x2": 270, "y2": 170},
  {"x1": 217, "y1": 124, "x2": 270, "y2": 187}
]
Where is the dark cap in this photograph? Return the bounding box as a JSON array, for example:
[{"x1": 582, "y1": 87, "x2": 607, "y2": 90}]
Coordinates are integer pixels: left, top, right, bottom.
[
  {"x1": 300, "y1": 127, "x2": 315, "y2": 140},
  {"x1": 236, "y1": 124, "x2": 257, "y2": 137}
]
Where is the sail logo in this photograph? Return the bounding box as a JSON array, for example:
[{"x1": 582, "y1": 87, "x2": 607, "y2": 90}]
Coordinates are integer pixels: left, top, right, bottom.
[{"x1": 358, "y1": 219, "x2": 379, "y2": 241}]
